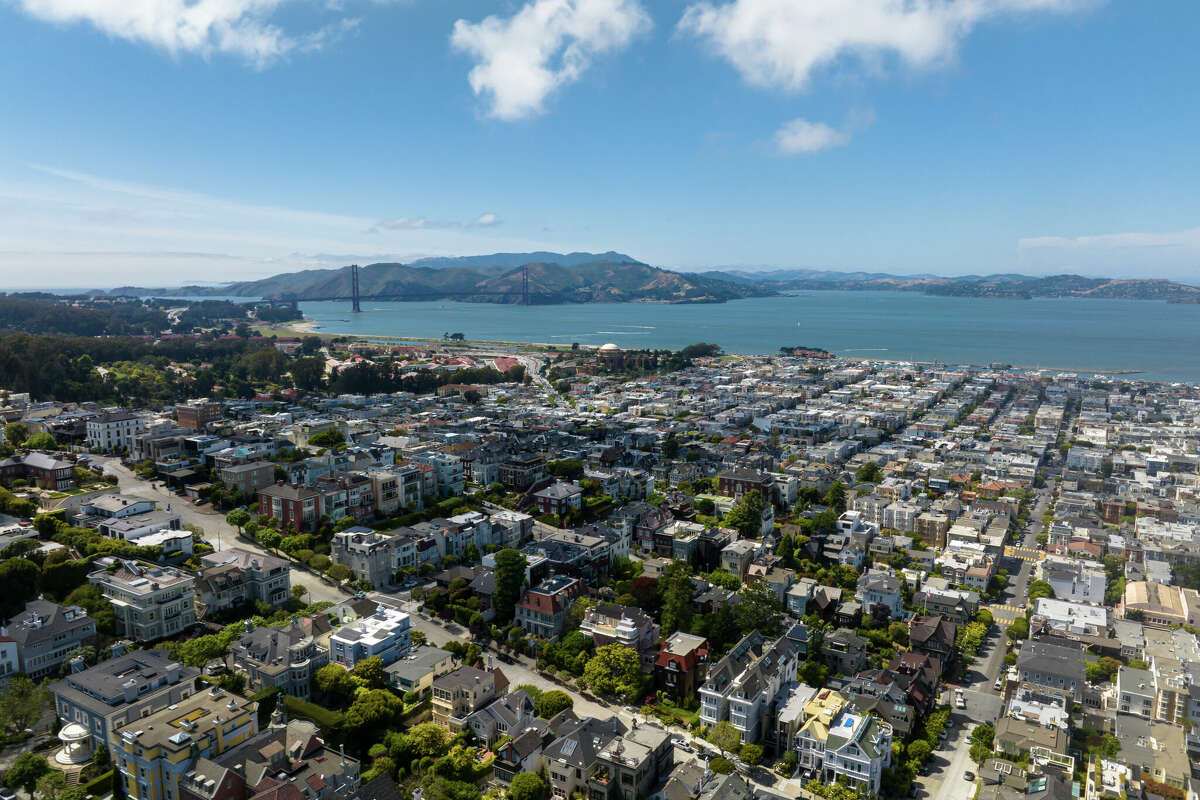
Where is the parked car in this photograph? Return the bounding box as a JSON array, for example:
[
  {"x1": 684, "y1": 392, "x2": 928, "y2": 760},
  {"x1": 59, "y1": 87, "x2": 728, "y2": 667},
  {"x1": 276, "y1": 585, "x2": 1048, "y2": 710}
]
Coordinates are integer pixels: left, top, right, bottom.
[
  {"x1": 993, "y1": 676, "x2": 1004, "y2": 691},
  {"x1": 1, "y1": 785, "x2": 17, "y2": 800}
]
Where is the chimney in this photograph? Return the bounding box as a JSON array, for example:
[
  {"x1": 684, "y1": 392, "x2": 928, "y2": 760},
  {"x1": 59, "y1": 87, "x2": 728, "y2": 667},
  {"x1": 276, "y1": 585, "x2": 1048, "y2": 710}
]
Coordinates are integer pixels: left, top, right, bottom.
[{"x1": 123, "y1": 679, "x2": 138, "y2": 704}]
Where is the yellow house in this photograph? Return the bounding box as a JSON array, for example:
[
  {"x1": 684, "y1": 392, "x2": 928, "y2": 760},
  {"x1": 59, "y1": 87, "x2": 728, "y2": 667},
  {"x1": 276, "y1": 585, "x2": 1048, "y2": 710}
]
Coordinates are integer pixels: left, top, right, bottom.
[
  {"x1": 794, "y1": 688, "x2": 847, "y2": 773},
  {"x1": 109, "y1": 686, "x2": 258, "y2": 800}
]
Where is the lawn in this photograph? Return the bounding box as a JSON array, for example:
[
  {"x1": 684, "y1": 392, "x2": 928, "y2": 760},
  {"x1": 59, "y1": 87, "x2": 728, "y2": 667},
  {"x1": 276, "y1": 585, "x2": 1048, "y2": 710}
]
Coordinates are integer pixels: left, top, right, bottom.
[{"x1": 653, "y1": 699, "x2": 699, "y2": 727}]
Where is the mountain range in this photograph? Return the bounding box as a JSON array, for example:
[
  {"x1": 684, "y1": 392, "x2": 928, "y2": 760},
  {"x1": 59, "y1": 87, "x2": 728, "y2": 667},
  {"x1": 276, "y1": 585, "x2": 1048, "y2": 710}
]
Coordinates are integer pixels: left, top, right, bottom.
[
  {"x1": 106, "y1": 253, "x2": 771, "y2": 304},
  {"x1": 695, "y1": 269, "x2": 1200, "y2": 301},
  {"x1": 92, "y1": 252, "x2": 1200, "y2": 304}
]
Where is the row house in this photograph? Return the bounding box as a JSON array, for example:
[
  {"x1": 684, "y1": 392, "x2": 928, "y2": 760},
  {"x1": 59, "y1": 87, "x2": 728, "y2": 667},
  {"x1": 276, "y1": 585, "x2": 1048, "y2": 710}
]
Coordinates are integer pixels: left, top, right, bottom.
[
  {"x1": 315, "y1": 471, "x2": 375, "y2": 522},
  {"x1": 699, "y1": 631, "x2": 799, "y2": 745},
  {"x1": 368, "y1": 464, "x2": 424, "y2": 514},
  {"x1": 258, "y1": 483, "x2": 322, "y2": 533},
  {"x1": 332, "y1": 528, "x2": 414, "y2": 587}
]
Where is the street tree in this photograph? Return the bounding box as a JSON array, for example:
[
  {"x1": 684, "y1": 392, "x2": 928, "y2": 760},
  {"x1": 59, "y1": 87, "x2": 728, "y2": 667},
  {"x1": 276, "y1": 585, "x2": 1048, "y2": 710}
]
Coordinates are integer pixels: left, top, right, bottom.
[
  {"x1": 225, "y1": 508, "x2": 251, "y2": 532},
  {"x1": 709, "y1": 721, "x2": 742, "y2": 758}
]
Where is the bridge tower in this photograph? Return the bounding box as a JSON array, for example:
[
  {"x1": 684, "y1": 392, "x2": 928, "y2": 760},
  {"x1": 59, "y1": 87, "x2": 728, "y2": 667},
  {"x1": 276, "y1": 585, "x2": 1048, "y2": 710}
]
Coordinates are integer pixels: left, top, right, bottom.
[
  {"x1": 351, "y1": 264, "x2": 361, "y2": 313},
  {"x1": 521, "y1": 265, "x2": 529, "y2": 306}
]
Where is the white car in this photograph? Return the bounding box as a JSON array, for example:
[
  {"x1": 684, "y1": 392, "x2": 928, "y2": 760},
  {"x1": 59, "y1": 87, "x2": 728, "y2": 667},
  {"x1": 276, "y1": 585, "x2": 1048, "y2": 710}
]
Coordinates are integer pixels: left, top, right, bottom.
[{"x1": 954, "y1": 688, "x2": 966, "y2": 709}]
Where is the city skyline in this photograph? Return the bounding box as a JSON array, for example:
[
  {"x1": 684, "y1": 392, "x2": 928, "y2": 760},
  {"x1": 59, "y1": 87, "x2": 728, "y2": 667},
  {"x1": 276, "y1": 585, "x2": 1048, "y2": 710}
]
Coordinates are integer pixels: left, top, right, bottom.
[{"x1": 2, "y1": 1, "x2": 1199, "y2": 286}]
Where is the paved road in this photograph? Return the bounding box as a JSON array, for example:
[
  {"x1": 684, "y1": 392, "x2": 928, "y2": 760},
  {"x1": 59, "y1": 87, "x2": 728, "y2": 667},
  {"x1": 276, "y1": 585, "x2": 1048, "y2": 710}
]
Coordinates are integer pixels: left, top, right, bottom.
[
  {"x1": 929, "y1": 719, "x2": 978, "y2": 800},
  {"x1": 100, "y1": 459, "x2": 350, "y2": 606}
]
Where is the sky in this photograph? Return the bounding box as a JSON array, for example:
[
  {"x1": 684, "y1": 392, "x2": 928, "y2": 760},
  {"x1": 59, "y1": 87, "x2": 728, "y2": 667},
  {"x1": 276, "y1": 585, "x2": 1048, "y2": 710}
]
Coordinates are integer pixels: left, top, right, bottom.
[{"x1": 1, "y1": 0, "x2": 1199, "y2": 287}]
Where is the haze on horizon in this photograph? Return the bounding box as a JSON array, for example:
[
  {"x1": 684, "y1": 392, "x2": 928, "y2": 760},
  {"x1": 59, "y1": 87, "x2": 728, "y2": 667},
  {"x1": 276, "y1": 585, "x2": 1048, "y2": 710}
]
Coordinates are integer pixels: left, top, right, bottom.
[{"x1": 1, "y1": 1, "x2": 1198, "y2": 289}]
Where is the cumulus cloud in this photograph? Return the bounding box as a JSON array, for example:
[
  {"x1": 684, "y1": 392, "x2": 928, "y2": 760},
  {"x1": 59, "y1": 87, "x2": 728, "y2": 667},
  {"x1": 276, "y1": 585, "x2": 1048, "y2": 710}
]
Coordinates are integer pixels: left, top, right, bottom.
[
  {"x1": 472, "y1": 212, "x2": 501, "y2": 227},
  {"x1": 451, "y1": 0, "x2": 652, "y2": 120},
  {"x1": 9, "y1": 0, "x2": 362, "y2": 66},
  {"x1": 678, "y1": 0, "x2": 1091, "y2": 91},
  {"x1": 774, "y1": 109, "x2": 874, "y2": 155}
]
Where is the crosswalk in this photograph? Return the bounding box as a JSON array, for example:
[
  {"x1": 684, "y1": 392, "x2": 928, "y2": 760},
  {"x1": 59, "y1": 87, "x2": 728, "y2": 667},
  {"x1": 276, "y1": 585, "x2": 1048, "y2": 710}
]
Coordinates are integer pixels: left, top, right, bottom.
[
  {"x1": 986, "y1": 603, "x2": 1025, "y2": 625},
  {"x1": 1004, "y1": 545, "x2": 1044, "y2": 562}
]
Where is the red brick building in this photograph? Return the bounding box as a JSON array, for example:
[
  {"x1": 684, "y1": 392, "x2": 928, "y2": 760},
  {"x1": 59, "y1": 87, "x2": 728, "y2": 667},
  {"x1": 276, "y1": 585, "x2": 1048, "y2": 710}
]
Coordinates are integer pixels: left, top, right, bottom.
[
  {"x1": 175, "y1": 402, "x2": 223, "y2": 431},
  {"x1": 655, "y1": 631, "x2": 711, "y2": 701},
  {"x1": 258, "y1": 483, "x2": 322, "y2": 532}
]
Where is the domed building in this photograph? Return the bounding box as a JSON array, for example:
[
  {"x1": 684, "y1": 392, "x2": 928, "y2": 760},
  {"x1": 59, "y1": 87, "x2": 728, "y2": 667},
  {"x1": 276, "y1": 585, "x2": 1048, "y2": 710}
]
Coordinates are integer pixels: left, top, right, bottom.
[{"x1": 597, "y1": 342, "x2": 624, "y2": 370}]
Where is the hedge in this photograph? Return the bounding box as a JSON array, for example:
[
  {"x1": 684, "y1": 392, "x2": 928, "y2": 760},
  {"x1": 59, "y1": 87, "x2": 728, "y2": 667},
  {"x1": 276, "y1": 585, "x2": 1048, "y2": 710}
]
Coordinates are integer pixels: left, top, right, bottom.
[
  {"x1": 283, "y1": 695, "x2": 343, "y2": 732},
  {"x1": 83, "y1": 770, "x2": 114, "y2": 796}
]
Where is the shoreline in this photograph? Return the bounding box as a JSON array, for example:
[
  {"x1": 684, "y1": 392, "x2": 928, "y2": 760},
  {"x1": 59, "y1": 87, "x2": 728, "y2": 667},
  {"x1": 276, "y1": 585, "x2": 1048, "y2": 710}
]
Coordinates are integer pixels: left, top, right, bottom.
[{"x1": 286, "y1": 316, "x2": 1151, "y2": 377}]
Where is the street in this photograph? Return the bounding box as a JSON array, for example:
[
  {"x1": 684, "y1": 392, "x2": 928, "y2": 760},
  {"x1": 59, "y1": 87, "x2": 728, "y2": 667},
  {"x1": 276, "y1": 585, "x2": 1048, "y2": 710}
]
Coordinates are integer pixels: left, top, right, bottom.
[{"x1": 99, "y1": 458, "x2": 351, "y2": 606}]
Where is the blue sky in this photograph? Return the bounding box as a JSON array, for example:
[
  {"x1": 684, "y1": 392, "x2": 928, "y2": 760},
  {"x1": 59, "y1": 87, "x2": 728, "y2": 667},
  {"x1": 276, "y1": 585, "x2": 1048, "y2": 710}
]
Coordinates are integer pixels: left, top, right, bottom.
[{"x1": 1, "y1": 0, "x2": 1198, "y2": 287}]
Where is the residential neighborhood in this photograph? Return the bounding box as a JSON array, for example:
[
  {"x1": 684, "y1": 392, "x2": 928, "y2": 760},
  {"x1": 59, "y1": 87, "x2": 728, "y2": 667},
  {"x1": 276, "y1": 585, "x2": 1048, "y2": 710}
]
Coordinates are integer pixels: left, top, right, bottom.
[{"x1": 1, "y1": 339, "x2": 1199, "y2": 800}]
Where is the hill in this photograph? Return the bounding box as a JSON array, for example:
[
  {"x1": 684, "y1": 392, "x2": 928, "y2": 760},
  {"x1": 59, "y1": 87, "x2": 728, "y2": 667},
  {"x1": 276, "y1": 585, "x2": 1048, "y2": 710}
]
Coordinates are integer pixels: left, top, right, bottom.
[
  {"x1": 698, "y1": 270, "x2": 1200, "y2": 301},
  {"x1": 132, "y1": 253, "x2": 773, "y2": 304}
]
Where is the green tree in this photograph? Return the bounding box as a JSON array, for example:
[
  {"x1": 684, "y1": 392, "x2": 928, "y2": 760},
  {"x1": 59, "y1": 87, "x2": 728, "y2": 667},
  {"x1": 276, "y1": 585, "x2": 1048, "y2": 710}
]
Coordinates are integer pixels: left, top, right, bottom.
[
  {"x1": 4, "y1": 422, "x2": 28, "y2": 447},
  {"x1": 290, "y1": 357, "x2": 326, "y2": 392},
  {"x1": 493, "y1": 548, "x2": 528, "y2": 624},
  {"x1": 855, "y1": 462, "x2": 882, "y2": 484},
  {"x1": 1006, "y1": 617, "x2": 1030, "y2": 640},
  {"x1": 509, "y1": 771, "x2": 550, "y2": 800},
  {"x1": 352, "y1": 656, "x2": 386, "y2": 688},
  {"x1": 535, "y1": 690, "x2": 573, "y2": 719},
  {"x1": 799, "y1": 660, "x2": 828, "y2": 686},
  {"x1": 969, "y1": 723, "x2": 995, "y2": 763},
  {"x1": 5, "y1": 753, "x2": 50, "y2": 792},
  {"x1": 709, "y1": 721, "x2": 742, "y2": 758},
  {"x1": 63, "y1": 584, "x2": 115, "y2": 635},
  {"x1": 1027, "y1": 580, "x2": 1054, "y2": 601},
  {"x1": 658, "y1": 561, "x2": 695, "y2": 635},
  {"x1": 225, "y1": 508, "x2": 251, "y2": 532},
  {"x1": 582, "y1": 644, "x2": 644, "y2": 700},
  {"x1": 734, "y1": 580, "x2": 783, "y2": 637},
  {"x1": 662, "y1": 436, "x2": 680, "y2": 460},
  {"x1": 723, "y1": 489, "x2": 765, "y2": 538},
  {"x1": 776, "y1": 534, "x2": 796, "y2": 569},
  {"x1": 709, "y1": 757, "x2": 734, "y2": 775},
  {"x1": 308, "y1": 429, "x2": 345, "y2": 448},
  {"x1": 36, "y1": 771, "x2": 85, "y2": 800},
  {"x1": 739, "y1": 743, "x2": 763, "y2": 766},
  {"x1": 824, "y1": 481, "x2": 847, "y2": 511},
  {"x1": 344, "y1": 689, "x2": 403, "y2": 735},
  {"x1": 314, "y1": 663, "x2": 356, "y2": 702},
  {"x1": 22, "y1": 432, "x2": 57, "y2": 450},
  {"x1": 0, "y1": 558, "x2": 40, "y2": 623},
  {"x1": 407, "y1": 722, "x2": 450, "y2": 758},
  {"x1": 908, "y1": 739, "x2": 931, "y2": 764},
  {"x1": 0, "y1": 675, "x2": 52, "y2": 736}
]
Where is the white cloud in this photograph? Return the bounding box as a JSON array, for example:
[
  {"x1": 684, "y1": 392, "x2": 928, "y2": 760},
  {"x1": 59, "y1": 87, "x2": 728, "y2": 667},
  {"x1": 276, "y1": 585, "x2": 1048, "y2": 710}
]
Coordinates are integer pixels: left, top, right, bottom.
[
  {"x1": 6, "y1": 164, "x2": 548, "y2": 286},
  {"x1": 1019, "y1": 226, "x2": 1200, "y2": 251},
  {"x1": 9, "y1": 0, "x2": 362, "y2": 66},
  {"x1": 1016, "y1": 224, "x2": 1200, "y2": 278},
  {"x1": 451, "y1": 0, "x2": 652, "y2": 120},
  {"x1": 775, "y1": 118, "x2": 848, "y2": 154},
  {"x1": 370, "y1": 212, "x2": 503, "y2": 232},
  {"x1": 678, "y1": 0, "x2": 1090, "y2": 92}
]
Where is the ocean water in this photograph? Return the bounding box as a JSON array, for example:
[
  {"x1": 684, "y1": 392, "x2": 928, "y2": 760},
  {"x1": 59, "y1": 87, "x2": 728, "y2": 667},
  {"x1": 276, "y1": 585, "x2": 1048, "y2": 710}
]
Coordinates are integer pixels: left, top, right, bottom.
[{"x1": 298, "y1": 291, "x2": 1200, "y2": 382}]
